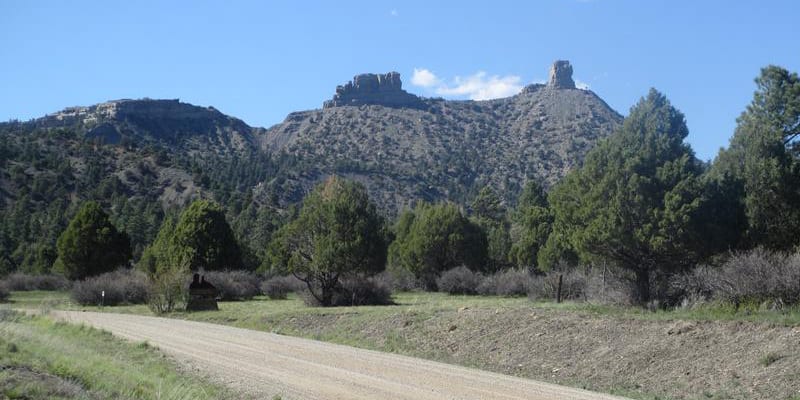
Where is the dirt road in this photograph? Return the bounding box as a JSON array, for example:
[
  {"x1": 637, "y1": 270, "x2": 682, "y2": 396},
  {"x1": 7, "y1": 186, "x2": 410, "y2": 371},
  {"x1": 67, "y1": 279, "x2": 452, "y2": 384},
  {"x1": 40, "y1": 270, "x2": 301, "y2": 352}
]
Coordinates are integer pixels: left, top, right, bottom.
[{"x1": 53, "y1": 311, "x2": 627, "y2": 400}]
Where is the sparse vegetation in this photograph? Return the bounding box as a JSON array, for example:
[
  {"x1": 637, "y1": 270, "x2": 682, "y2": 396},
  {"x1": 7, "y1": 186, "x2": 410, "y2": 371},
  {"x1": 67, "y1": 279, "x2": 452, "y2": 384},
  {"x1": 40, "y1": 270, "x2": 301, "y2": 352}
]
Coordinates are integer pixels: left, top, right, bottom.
[{"x1": 0, "y1": 310, "x2": 230, "y2": 399}]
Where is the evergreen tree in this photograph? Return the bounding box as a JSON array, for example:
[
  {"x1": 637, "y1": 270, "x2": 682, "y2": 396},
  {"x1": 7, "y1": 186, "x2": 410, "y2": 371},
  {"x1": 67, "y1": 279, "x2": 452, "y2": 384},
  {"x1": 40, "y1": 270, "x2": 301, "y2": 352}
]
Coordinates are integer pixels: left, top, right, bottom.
[
  {"x1": 137, "y1": 214, "x2": 178, "y2": 275},
  {"x1": 170, "y1": 200, "x2": 243, "y2": 271},
  {"x1": 509, "y1": 181, "x2": 553, "y2": 270},
  {"x1": 542, "y1": 89, "x2": 704, "y2": 303},
  {"x1": 710, "y1": 65, "x2": 800, "y2": 249},
  {"x1": 270, "y1": 177, "x2": 388, "y2": 306},
  {"x1": 470, "y1": 186, "x2": 511, "y2": 271},
  {"x1": 55, "y1": 201, "x2": 131, "y2": 280},
  {"x1": 388, "y1": 202, "x2": 487, "y2": 289}
]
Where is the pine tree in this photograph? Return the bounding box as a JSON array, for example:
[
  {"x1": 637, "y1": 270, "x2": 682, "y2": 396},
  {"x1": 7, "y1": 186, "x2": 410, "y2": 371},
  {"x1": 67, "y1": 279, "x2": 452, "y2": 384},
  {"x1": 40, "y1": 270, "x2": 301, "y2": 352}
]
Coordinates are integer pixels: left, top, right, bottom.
[
  {"x1": 710, "y1": 65, "x2": 800, "y2": 249},
  {"x1": 55, "y1": 201, "x2": 131, "y2": 280},
  {"x1": 543, "y1": 89, "x2": 704, "y2": 303},
  {"x1": 271, "y1": 177, "x2": 388, "y2": 306}
]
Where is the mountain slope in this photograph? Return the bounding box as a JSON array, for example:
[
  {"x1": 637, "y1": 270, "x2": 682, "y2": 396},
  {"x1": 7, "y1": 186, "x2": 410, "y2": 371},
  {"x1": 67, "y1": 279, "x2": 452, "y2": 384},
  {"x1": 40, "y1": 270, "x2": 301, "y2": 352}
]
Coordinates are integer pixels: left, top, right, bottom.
[
  {"x1": 260, "y1": 62, "x2": 622, "y2": 211},
  {"x1": 0, "y1": 60, "x2": 622, "y2": 273}
]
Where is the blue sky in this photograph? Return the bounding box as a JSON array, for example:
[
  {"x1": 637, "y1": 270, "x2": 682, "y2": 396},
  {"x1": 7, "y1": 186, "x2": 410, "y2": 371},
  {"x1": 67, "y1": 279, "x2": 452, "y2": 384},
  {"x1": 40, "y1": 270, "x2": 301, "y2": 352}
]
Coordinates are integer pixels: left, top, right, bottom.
[{"x1": 1, "y1": 1, "x2": 798, "y2": 160}]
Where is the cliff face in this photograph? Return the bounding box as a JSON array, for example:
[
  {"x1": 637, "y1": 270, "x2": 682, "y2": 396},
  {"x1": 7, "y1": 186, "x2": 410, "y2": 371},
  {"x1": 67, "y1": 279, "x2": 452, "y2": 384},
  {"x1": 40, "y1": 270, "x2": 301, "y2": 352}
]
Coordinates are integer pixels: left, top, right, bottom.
[{"x1": 261, "y1": 61, "x2": 623, "y2": 212}]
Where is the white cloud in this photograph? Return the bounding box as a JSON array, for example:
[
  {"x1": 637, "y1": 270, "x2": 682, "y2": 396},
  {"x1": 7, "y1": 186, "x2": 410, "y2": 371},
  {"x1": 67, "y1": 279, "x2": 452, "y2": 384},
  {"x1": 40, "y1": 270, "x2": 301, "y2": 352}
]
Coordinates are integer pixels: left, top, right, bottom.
[
  {"x1": 436, "y1": 72, "x2": 523, "y2": 100},
  {"x1": 390, "y1": 9, "x2": 398, "y2": 16},
  {"x1": 411, "y1": 68, "x2": 440, "y2": 88},
  {"x1": 411, "y1": 69, "x2": 523, "y2": 100}
]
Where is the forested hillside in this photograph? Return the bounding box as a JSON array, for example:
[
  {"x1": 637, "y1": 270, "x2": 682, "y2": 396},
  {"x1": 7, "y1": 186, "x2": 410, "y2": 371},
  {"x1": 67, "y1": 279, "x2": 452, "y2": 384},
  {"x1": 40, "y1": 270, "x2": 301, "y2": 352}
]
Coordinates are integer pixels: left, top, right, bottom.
[{"x1": 0, "y1": 61, "x2": 619, "y2": 275}]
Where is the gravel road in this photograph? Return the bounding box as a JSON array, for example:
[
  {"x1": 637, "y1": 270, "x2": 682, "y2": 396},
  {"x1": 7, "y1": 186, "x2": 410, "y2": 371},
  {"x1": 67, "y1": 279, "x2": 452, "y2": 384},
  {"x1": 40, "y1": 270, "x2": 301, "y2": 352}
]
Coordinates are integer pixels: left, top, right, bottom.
[{"x1": 53, "y1": 311, "x2": 627, "y2": 400}]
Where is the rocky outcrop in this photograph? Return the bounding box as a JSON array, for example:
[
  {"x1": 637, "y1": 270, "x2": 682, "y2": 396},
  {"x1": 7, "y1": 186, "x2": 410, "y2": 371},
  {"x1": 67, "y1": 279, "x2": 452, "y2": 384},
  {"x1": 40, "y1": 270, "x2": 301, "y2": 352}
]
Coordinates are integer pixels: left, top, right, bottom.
[
  {"x1": 323, "y1": 72, "x2": 423, "y2": 108},
  {"x1": 34, "y1": 99, "x2": 257, "y2": 153},
  {"x1": 548, "y1": 60, "x2": 576, "y2": 89}
]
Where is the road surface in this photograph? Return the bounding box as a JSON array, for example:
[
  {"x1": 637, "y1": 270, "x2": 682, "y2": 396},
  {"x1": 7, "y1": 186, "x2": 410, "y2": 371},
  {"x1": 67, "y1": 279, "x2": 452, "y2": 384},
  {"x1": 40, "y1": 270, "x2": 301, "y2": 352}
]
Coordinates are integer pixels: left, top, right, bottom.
[{"x1": 53, "y1": 311, "x2": 628, "y2": 400}]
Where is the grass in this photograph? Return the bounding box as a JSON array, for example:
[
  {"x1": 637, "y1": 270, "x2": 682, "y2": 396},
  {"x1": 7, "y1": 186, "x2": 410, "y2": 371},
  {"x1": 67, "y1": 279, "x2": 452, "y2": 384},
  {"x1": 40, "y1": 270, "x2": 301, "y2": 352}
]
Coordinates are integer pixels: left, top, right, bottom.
[
  {"x1": 530, "y1": 299, "x2": 800, "y2": 326},
  {"x1": 0, "y1": 309, "x2": 232, "y2": 400},
  {"x1": 759, "y1": 351, "x2": 783, "y2": 367},
  {"x1": 8, "y1": 289, "x2": 800, "y2": 327}
]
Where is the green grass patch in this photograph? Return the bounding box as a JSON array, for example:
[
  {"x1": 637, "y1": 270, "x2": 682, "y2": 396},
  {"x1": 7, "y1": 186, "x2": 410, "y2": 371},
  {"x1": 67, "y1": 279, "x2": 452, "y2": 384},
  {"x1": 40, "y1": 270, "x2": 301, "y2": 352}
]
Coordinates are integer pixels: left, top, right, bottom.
[{"x1": 0, "y1": 310, "x2": 232, "y2": 400}]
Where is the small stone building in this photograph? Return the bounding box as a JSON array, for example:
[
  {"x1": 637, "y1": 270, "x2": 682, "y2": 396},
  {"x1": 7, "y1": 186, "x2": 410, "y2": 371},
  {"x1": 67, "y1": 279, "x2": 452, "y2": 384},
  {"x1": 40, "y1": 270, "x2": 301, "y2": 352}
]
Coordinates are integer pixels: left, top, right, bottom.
[{"x1": 186, "y1": 273, "x2": 219, "y2": 311}]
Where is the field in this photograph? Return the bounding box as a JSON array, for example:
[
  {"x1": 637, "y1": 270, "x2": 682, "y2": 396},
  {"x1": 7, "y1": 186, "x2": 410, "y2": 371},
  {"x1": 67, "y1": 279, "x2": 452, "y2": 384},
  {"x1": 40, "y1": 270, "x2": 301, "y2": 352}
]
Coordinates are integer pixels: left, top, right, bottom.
[
  {"x1": 5, "y1": 290, "x2": 800, "y2": 400},
  {"x1": 0, "y1": 309, "x2": 233, "y2": 400}
]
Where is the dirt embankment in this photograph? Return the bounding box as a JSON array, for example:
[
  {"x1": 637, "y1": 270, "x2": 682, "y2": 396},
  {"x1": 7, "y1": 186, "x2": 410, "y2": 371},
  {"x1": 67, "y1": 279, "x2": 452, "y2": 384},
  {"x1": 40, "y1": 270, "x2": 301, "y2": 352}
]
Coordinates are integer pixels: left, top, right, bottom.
[{"x1": 265, "y1": 307, "x2": 800, "y2": 400}]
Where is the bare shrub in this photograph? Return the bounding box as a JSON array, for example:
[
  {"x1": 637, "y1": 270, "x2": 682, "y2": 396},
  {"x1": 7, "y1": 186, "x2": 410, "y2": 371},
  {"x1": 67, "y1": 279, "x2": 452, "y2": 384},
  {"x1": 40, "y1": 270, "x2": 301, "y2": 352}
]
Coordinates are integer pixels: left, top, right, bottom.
[
  {"x1": 147, "y1": 268, "x2": 187, "y2": 314},
  {"x1": 2, "y1": 273, "x2": 70, "y2": 291},
  {"x1": 261, "y1": 276, "x2": 304, "y2": 300},
  {"x1": 301, "y1": 277, "x2": 394, "y2": 306},
  {"x1": 374, "y1": 267, "x2": 421, "y2": 292},
  {"x1": 671, "y1": 248, "x2": 800, "y2": 307},
  {"x1": 202, "y1": 270, "x2": 261, "y2": 301},
  {"x1": 71, "y1": 269, "x2": 149, "y2": 306},
  {"x1": 477, "y1": 269, "x2": 530, "y2": 296},
  {"x1": 436, "y1": 266, "x2": 483, "y2": 295},
  {"x1": 527, "y1": 269, "x2": 587, "y2": 301},
  {"x1": 584, "y1": 266, "x2": 635, "y2": 305}
]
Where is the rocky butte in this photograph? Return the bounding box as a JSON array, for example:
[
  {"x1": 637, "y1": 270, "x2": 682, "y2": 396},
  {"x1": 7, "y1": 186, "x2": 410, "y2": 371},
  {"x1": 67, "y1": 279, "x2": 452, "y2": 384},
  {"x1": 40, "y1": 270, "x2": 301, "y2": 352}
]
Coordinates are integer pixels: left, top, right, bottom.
[
  {"x1": 548, "y1": 60, "x2": 576, "y2": 89},
  {"x1": 322, "y1": 72, "x2": 424, "y2": 109}
]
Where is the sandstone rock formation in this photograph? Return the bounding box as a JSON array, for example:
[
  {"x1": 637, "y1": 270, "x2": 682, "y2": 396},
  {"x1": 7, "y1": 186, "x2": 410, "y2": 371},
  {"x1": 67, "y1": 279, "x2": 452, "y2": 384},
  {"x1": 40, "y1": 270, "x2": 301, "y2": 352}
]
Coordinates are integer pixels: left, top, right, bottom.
[
  {"x1": 548, "y1": 60, "x2": 576, "y2": 89},
  {"x1": 323, "y1": 72, "x2": 423, "y2": 108}
]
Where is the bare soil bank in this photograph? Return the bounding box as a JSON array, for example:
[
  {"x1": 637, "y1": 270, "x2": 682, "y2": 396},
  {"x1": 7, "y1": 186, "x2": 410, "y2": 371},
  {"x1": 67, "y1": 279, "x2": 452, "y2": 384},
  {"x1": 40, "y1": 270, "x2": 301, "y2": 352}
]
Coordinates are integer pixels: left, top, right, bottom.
[{"x1": 265, "y1": 306, "x2": 800, "y2": 400}]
